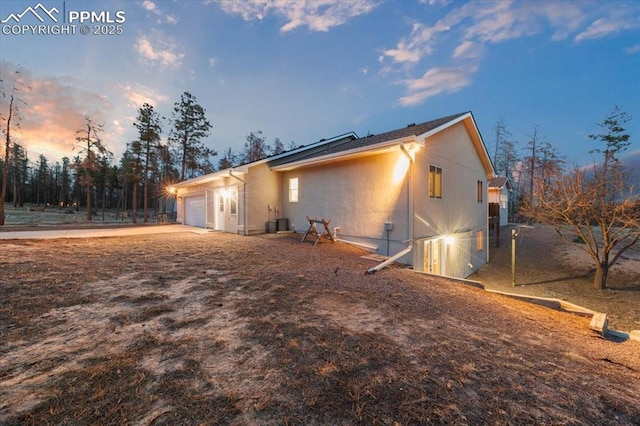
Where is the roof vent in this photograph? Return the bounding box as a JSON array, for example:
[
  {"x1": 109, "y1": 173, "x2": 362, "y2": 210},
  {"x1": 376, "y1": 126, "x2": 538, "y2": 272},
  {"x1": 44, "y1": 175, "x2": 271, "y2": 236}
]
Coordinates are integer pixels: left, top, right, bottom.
[{"x1": 407, "y1": 123, "x2": 416, "y2": 127}]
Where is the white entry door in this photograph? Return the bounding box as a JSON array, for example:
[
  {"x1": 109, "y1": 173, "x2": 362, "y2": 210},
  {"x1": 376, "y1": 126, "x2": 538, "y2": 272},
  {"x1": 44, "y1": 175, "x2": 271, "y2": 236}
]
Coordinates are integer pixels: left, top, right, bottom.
[{"x1": 214, "y1": 189, "x2": 225, "y2": 231}]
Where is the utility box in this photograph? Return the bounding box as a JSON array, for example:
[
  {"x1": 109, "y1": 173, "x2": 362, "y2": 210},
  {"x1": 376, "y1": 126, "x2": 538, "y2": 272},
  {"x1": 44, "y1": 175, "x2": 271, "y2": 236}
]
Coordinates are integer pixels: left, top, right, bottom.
[{"x1": 277, "y1": 218, "x2": 289, "y2": 232}]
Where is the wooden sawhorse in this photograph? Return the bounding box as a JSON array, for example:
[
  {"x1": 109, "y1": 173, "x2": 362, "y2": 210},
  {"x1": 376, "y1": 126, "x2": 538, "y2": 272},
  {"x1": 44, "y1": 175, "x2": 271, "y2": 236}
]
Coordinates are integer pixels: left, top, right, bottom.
[{"x1": 301, "y1": 216, "x2": 335, "y2": 246}]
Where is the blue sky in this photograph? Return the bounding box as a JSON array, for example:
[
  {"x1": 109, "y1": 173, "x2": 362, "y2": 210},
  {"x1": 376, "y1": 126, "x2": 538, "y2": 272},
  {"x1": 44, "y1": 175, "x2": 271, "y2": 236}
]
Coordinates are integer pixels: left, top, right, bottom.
[{"x1": 1, "y1": 0, "x2": 639, "y2": 169}]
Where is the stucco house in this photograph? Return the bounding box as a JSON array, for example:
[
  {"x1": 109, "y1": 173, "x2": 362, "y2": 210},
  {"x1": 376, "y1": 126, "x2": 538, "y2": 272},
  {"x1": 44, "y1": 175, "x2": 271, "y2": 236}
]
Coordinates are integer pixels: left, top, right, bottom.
[{"x1": 171, "y1": 111, "x2": 495, "y2": 278}]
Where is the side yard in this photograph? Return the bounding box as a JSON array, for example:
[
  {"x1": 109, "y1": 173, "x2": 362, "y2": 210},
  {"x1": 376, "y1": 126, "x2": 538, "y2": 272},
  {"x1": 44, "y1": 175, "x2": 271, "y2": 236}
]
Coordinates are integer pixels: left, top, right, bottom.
[
  {"x1": 474, "y1": 225, "x2": 640, "y2": 333},
  {"x1": 0, "y1": 232, "x2": 639, "y2": 424}
]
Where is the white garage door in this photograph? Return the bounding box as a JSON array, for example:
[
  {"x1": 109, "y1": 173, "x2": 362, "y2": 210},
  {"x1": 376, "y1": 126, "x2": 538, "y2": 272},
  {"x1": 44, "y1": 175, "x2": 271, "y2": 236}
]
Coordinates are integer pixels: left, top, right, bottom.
[{"x1": 184, "y1": 196, "x2": 206, "y2": 228}]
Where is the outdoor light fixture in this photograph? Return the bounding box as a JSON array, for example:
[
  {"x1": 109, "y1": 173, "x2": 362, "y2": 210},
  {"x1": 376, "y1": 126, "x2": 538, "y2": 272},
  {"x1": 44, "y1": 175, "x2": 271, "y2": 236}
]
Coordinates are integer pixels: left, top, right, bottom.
[
  {"x1": 444, "y1": 235, "x2": 455, "y2": 245},
  {"x1": 406, "y1": 143, "x2": 417, "y2": 159}
]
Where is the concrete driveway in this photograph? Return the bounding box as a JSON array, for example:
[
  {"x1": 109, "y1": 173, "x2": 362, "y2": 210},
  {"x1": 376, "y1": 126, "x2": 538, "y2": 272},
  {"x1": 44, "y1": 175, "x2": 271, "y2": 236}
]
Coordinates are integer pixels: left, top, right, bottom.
[{"x1": 0, "y1": 225, "x2": 213, "y2": 240}]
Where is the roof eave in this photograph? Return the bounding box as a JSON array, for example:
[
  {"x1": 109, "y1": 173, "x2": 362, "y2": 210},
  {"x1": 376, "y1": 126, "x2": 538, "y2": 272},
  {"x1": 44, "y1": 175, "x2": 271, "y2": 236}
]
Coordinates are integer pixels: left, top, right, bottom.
[
  {"x1": 415, "y1": 111, "x2": 470, "y2": 142},
  {"x1": 270, "y1": 136, "x2": 417, "y2": 171},
  {"x1": 173, "y1": 168, "x2": 247, "y2": 189},
  {"x1": 460, "y1": 113, "x2": 496, "y2": 178}
]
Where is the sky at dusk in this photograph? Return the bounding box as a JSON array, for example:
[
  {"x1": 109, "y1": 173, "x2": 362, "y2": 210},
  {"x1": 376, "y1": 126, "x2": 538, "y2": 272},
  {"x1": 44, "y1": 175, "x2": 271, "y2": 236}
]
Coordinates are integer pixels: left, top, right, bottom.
[{"x1": 1, "y1": 0, "x2": 639, "y2": 170}]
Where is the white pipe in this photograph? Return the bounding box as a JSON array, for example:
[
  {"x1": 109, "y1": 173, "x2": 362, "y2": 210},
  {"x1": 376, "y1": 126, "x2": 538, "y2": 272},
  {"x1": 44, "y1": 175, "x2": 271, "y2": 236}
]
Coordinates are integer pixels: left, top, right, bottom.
[
  {"x1": 228, "y1": 169, "x2": 246, "y2": 183},
  {"x1": 228, "y1": 169, "x2": 247, "y2": 235},
  {"x1": 366, "y1": 242, "x2": 413, "y2": 274},
  {"x1": 336, "y1": 237, "x2": 379, "y2": 251},
  {"x1": 333, "y1": 227, "x2": 379, "y2": 251}
]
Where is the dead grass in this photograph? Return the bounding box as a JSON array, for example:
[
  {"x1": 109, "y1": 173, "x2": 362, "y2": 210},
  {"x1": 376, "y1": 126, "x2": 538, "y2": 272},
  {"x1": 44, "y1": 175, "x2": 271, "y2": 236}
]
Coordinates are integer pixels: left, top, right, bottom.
[{"x1": 1, "y1": 232, "x2": 639, "y2": 425}]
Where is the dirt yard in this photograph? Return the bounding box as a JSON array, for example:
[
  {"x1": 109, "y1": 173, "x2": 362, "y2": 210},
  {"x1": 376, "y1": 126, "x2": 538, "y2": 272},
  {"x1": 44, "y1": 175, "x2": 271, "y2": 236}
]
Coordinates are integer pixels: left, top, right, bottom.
[
  {"x1": 473, "y1": 225, "x2": 640, "y2": 333},
  {"x1": 1, "y1": 230, "x2": 639, "y2": 425}
]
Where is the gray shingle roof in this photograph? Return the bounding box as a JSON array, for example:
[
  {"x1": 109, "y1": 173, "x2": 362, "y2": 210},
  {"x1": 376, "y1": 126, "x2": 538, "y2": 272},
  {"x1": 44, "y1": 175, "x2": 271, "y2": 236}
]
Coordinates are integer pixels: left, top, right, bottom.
[
  {"x1": 488, "y1": 177, "x2": 511, "y2": 189},
  {"x1": 269, "y1": 112, "x2": 469, "y2": 168}
]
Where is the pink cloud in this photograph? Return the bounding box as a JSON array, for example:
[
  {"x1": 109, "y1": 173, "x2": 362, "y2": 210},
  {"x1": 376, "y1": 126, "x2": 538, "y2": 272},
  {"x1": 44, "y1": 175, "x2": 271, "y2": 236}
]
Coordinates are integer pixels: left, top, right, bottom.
[{"x1": 1, "y1": 63, "x2": 113, "y2": 163}]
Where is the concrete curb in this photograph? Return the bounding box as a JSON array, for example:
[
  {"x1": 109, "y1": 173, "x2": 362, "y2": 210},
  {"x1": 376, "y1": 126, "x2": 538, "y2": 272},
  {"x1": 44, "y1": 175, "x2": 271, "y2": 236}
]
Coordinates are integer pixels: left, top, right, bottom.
[
  {"x1": 426, "y1": 273, "x2": 640, "y2": 343},
  {"x1": 0, "y1": 224, "x2": 210, "y2": 240}
]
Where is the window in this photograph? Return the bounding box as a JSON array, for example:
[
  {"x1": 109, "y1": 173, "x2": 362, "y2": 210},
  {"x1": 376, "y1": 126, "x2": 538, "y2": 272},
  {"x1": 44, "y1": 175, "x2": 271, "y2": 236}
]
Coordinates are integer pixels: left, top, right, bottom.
[
  {"x1": 499, "y1": 194, "x2": 507, "y2": 209},
  {"x1": 289, "y1": 177, "x2": 299, "y2": 203},
  {"x1": 429, "y1": 165, "x2": 442, "y2": 198},
  {"x1": 230, "y1": 190, "x2": 237, "y2": 215},
  {"x1": 476, "y1": 180, "x2": 483, "y2": 203},
  {"x1": 476, "y1": 229, "x2": 484, "y2": 251}
]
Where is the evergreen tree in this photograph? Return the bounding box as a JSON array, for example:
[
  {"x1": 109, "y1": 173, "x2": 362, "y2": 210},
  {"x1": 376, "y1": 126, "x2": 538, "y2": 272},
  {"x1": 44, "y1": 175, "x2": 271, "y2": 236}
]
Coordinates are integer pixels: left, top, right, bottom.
[
  {"x1": 168, "y1": 92, "x2": 215, "y2": 180},
  {"x1": 218, "y1": 147, "x2": 238, "y2": 170},
  {"x1": 133, "y1": 103, "x2": 162, "y2": 222},
  {"x1": 73, "y1": 116, "x2": 111, "y2": 220},
  {"x1": 588, "y1": 106, "x2": 632, "y2": 200}
]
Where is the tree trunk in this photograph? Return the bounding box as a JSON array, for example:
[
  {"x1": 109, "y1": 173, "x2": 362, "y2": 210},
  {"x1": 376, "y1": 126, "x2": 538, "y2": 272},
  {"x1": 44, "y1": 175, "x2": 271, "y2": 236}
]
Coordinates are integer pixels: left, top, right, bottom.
[
  {"x1": 132, "y1": 183, "x2": 138, "y2": 225},
  {"x1": 1, "y1": 95, "x2": 14, "y2": 226},
  {"x1": 86, "y1": 185, "x2": 92, "y2": 221},
  {"x1": 143, "y1": 174, "x2": 148, "y2": 223},
  {"x1": 593, "y1": 262, "x2": 609, "y2": 290}
]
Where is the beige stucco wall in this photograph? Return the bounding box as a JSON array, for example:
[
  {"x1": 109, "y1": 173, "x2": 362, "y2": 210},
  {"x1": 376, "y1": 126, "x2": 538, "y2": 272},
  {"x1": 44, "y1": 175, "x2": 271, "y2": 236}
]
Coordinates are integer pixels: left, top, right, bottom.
[
  {"x1": 280, "y1": 151, "x2": 411, "y2": 256},
  {"x1": 243, "y1": 163, "x2": 282, "y2": 235},
  {"x1": 412, "y1": 122, "x2": 490, "y2": 277}
]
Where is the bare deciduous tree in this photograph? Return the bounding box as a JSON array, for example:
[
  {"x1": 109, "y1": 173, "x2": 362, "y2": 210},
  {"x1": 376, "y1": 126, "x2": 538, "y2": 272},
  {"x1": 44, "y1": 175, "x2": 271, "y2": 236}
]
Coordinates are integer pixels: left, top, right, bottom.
[
  {"x1": 521, "y1": 168, "x2": 639, "y2": 290},
  {"x1": 521, "y1": 108, "x2": 638, "y2": 290},
  {"x1": 242, "y1": 130, "x2": 270, "y2": 163},
  {"x1": 0, "y1": 64, "x2": 27, "y2": 225}
]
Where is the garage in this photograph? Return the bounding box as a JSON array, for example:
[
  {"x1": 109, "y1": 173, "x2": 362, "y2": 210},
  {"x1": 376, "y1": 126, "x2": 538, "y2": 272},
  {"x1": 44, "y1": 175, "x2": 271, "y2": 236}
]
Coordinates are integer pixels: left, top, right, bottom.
[{"x1": 184, "y1": 195, "x2": 206, "y2": 228}]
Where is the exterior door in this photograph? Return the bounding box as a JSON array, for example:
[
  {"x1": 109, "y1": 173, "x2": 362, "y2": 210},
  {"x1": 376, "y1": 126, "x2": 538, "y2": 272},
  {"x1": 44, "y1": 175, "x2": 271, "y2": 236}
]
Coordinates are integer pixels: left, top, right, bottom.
[{"x1": 423, "y1": 239, "x2": 442, "y2": 275}]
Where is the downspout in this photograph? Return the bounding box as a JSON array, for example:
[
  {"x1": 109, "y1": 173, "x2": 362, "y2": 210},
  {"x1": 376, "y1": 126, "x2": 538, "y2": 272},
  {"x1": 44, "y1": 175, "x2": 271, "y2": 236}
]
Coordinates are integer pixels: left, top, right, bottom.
[
  {"x1": 204, "y1": 189, "x2": 208, "y2": 230},
  {"x1": 228, "y1": 169, "x2": 247, "y2": 235},
  {"x1": 367, "y1": 143, "x2": 415, "y2": 274},
  {"x1": 366, "y1": 243, "x2": 413, "y2": 274}
]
